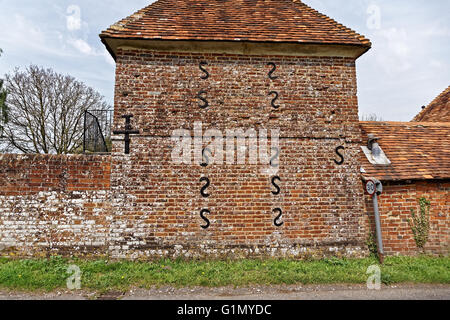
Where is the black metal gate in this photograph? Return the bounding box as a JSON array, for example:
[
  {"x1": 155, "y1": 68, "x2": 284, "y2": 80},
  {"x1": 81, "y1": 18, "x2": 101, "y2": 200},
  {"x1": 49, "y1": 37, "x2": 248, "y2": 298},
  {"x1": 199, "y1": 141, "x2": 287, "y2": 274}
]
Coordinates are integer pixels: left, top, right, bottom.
[{"x1": 83, "y1": 110, "x2": 113, "y2": 153}]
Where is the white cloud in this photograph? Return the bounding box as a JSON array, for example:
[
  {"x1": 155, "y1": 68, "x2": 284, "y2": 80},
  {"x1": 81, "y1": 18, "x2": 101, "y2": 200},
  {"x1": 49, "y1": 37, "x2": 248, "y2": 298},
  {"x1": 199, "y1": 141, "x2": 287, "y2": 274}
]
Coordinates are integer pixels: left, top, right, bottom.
[
  {"x1": 424, "y1": 28, "x2": 450, "y2": 37},
  {"x1": 381, "y1": 28, "x2": 409, "y2": 57},
  {"x1": 429, "y1": 60, "x2": 444, "y2": 69},
  {"x1": 0, "y1": 14, "x2": 69, "y2": 58},
  {"x1": 69, "y1": 38, "x2": 115, "y2": 67},
  {"x1": 103, "y1": 51, "x2": 115, "y2": 66},
  {"x1": 2, "y1": 14, "x2": 45, "y2": 45},
  {"x1": 372, "y1": 27, "x2": 412, "y2": 75},
  {"x1": 71, "y1": 38, "x2": 93, "y2": 55}
]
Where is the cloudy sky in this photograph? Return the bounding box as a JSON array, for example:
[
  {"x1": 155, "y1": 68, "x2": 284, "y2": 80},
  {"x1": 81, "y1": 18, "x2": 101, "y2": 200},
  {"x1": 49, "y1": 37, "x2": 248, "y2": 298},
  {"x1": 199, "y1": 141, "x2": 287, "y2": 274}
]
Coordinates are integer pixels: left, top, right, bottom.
[{"x1": 0, "y1": 0, "x2": 448, "y2": 121}]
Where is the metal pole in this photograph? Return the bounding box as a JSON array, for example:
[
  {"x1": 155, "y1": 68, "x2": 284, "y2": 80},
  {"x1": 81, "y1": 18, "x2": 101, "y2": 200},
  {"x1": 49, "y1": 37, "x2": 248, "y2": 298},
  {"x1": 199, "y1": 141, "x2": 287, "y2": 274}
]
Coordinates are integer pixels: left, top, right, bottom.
[{"x1": 372, "y1": 193, "x2": 384, "y2": 263}]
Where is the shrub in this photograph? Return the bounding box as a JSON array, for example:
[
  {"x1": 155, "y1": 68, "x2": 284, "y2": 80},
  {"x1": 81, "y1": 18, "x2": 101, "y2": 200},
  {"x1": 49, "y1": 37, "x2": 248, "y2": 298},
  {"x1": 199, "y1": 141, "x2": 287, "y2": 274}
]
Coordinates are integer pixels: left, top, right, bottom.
[{"x1": 408, "y1": 198, "x2": 431, "y2": 250}]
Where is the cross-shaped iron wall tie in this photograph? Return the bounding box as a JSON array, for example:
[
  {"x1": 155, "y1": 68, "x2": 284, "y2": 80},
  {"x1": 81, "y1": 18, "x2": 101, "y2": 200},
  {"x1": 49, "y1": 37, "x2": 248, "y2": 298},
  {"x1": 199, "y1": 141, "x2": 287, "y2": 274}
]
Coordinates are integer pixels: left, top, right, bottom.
[{"x1": 113, "y1": 115, "x2": 140, "y2": 154}]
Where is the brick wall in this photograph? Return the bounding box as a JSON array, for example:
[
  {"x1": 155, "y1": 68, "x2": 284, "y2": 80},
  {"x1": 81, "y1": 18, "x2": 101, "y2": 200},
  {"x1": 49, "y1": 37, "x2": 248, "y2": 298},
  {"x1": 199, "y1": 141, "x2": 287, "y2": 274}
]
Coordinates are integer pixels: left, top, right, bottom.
[
  {"x1": 365, "y1": 180, "x2": 450, "y2": 256},
  {"x1": 0, "y1": 154, "x2": 111, "y2": 257},
  {"x1": 109, "y1": 49, "x2": 368, "y2": 259}
]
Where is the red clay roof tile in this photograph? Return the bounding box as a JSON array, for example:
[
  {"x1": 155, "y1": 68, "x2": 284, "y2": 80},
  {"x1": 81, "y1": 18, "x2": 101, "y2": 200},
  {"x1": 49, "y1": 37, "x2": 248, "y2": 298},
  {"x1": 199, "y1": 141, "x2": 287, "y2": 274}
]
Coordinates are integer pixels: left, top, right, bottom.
[
  {"x1": 360, "y1": 121, "x2": 450, "y2": 181},
  {"x1": 100, "y1": 0, "x2": 371, "y2": 47}
]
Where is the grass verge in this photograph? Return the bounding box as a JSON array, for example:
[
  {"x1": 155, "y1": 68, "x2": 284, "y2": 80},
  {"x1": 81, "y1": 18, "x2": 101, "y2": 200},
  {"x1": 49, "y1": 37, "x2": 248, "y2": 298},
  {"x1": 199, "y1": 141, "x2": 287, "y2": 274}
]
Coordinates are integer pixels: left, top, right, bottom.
[{"x1": 0, "y1": 255, "x2": 448, "y2": 292}]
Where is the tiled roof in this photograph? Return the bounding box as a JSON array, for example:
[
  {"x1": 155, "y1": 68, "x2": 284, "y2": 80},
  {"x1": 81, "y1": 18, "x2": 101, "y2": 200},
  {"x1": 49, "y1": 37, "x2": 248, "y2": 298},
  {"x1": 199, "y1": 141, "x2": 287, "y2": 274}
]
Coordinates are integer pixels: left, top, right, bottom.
[
  {"x1": 100, "y1": 0, "x2": 371, "y2": 47},
  {"x1": 360, "y1": 122, "x2": 450, "y2": 181},
  {"x1": 413, "y1": 86, "x2": 450, "y2": 122}
]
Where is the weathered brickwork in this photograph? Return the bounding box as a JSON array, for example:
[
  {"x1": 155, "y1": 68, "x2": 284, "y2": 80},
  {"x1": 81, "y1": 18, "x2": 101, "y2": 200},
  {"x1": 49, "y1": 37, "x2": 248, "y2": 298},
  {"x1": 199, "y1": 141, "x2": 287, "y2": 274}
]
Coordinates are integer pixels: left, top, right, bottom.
[
  {"x1": 109, "y1": 49, "x2": 368, "y2": 259},
  {"x1": 364, "y1": 180, "x2": 450, "y2": 256},
  {"x1": 109, "y1": 138, "x2": 367, "y2": 259},
  {"x1": 0, "y1": 154, "x2": 111, "y2": 195},
  {"x1": 113, "y1": 49, "x2": 362, "y2": 140},
  {"x1": 0, "y1": 154, "x2": 111, "y2": 257}
]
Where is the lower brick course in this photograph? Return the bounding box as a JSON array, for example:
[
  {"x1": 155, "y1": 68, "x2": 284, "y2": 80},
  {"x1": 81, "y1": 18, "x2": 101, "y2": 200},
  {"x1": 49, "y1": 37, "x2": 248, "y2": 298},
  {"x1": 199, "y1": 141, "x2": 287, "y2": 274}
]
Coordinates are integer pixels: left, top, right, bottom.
[
  {"x1": 0, "y1": 153, "x2": 448, "y2": 259},
  {"x1": 108, "y1": 136, "x2": 367, "y2": 259},
  {"x1": 0, "y1": 154, "x2": 111, "y2": 257}
]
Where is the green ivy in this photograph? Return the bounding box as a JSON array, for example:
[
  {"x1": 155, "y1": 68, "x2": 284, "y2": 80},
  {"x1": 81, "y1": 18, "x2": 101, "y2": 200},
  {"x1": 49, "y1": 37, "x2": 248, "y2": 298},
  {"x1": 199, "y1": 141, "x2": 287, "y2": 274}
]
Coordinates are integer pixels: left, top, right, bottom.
[
  {"x1": 366, "y1": 233, "x2": 378, "y2": 255},
  {"x1": 408, "y1": 197, "x2": 431, "y2": 250}
]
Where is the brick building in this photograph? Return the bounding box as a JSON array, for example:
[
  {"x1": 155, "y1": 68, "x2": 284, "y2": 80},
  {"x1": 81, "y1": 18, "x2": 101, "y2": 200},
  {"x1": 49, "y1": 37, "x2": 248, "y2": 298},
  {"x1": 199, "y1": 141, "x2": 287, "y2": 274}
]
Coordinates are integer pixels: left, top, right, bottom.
[
  {"x1": 359, "y1": 87, "x2": 449, "y2": 256},
  {"x1": 100, "y1": 0, "x2": 372, "y2": 259},
  {"x1": 0, "y1": 0, "x2": 447, "y2": 259},
  {"x1": 360, "y1": 122, "x2": 449, "y2": 255}
]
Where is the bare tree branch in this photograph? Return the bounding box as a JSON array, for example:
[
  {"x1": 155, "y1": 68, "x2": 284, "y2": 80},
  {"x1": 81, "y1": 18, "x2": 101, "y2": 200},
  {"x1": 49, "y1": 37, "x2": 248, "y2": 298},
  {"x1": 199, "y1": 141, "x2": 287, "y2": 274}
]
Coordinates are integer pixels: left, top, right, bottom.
[
  {"x1": 1, "y1": 65, "x2": 111, "y2": 154},
  {"x1": 0, "y1": 48, "x2": 9, "y2": 138}
]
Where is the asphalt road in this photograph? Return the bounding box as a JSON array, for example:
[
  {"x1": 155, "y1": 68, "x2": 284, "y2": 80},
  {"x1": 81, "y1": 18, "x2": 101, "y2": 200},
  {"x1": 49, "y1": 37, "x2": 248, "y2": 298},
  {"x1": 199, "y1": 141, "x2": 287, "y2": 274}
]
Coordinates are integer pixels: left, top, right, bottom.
[{"x1": 0, "y1": 284, "x2": 449, "y2": 300}]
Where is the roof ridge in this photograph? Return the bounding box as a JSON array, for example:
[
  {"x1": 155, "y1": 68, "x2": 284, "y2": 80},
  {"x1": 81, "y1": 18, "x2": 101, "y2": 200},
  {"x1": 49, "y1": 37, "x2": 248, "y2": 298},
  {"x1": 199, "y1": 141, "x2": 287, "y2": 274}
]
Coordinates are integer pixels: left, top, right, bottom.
[
  {"x1": 412, "y1": 85, "x2": 450, "y2": 122},
  {"x1": 426, "y1": 85, "x2": 450, "y2": 108},
  {"x1": 361, "y1": 121, "x2": 450, "y2": 127},
  {"x1": 107, "y1": 3, "x2": 156, "y2": 32}
]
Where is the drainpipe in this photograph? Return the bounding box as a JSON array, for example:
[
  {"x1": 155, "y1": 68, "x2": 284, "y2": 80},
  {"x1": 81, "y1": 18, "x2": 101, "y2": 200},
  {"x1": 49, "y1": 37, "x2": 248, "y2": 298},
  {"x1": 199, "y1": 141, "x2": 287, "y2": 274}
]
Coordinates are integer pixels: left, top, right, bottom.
[
  {"x1": 372, "y1": 180, "x2": 384, "y2": 264},
  {"x1": 363, "y1": 176, "x2": 385, "y2": 264}
]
